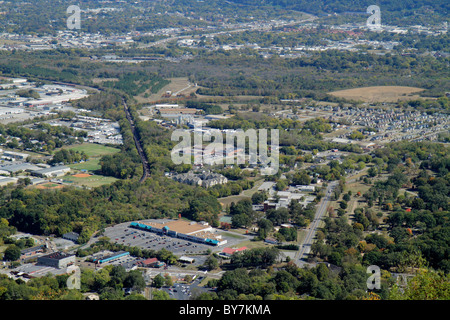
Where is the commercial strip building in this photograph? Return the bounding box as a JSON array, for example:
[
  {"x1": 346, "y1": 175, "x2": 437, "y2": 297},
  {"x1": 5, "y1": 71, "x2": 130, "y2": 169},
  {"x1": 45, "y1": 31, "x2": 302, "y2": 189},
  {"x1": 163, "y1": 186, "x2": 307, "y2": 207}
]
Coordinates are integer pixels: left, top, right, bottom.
[
  {"x1": 91, "y1": 251, "x2": 130, "y2": 264},
  {"x1": 129, "y1": 219, "x2": 227, "y2": 246}
]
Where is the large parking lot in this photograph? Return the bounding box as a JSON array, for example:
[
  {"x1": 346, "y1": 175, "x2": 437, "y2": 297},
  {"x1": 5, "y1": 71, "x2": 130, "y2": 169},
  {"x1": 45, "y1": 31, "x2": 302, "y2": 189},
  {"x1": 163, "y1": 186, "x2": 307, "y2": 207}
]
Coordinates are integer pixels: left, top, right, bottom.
[
  {"x1": 103, "y1": 221, "x2": 248, "y2": 257},
  {"x1": 161, "y1": 276, "x2": 214, "y2": 300}
]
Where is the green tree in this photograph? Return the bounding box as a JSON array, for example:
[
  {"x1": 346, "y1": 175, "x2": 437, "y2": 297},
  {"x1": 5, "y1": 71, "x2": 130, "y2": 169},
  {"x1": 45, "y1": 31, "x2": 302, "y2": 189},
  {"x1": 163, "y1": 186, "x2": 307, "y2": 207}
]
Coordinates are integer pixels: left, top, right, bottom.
[
  {"x1": 152, "y1": 289, "x2": 174, "y2": 300},
  {"x1": 152, "y1": 274, "x2": 165, "y2": 288},
  {"x1": 251, "y1": 191, "x2": 267, "y2": 204},
  {"x1": 124, "y1": 270, "x2": 145, "y2": 292},
  {"x1": 204, "y1": 255, "x2": 219, "y2": 271},
  {"x1": 164, "y1": 274, "x2": 173, "y2": 287},
  {"x1": 389, "y1": 269, "x2": 450, "y2": 300},
  {"x1": 292, "y1": 170, "x2": 311, "y2": 185},
  {"x1": 3, "y1": 244, "x2": 21, "y2": 261},
  {"x1": 93, "y1": 268, "x2": 111, "y2": 291}
]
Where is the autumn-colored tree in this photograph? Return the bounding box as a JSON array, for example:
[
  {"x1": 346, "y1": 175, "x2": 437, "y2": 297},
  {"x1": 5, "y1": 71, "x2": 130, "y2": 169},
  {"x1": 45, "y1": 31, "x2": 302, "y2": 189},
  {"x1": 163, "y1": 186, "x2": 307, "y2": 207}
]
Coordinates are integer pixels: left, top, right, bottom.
[{"x1": 389, "y1": 269, "x2": 450, "y2": 300}]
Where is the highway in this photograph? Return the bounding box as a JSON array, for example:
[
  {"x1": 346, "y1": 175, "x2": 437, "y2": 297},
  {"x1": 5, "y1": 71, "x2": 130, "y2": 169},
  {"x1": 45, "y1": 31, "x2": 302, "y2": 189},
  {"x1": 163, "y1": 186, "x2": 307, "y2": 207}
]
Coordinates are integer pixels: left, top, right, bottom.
[{"x1": 295, "y1": 181, "x2": 337, "y2": 266}]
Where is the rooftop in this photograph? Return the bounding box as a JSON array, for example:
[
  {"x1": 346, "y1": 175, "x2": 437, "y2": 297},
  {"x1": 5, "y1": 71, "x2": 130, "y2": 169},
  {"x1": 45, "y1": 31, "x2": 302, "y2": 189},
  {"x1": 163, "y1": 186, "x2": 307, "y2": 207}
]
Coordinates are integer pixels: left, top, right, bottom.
[
  {"x1": 31, "y1": 165, "x2": 69, "y2": 174},
  {"x1": 142, "y1": 219, "x2": 211, "y2": 235},
  {"x1": 222, "y1": 247, "x2": 247, "y2": 255},
  {"x1": 0, "y1": 163, "x2": 41, "y2": 173},
  {"x1": 39, "y1": 252, "x2": 74, "y2": 261}
]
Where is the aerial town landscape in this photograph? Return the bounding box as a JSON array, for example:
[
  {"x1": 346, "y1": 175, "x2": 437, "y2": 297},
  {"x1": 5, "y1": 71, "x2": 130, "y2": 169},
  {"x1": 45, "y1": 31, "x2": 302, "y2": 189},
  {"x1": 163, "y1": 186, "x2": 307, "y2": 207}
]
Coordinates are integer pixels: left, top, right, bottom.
[{"x1": 0, "y1": 0, "x2": 448, "y2": 314}]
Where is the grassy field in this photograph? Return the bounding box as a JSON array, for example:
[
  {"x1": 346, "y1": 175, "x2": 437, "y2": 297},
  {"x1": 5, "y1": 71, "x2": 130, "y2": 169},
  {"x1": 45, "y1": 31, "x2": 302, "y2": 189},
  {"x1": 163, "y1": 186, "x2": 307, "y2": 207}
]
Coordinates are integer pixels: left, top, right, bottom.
[
  {"x1": 218, "y1": 178, "x2": 265, "y2": 208},
  {"x1": 63, "y1": 143, "x2": 120, "y2": 158},
  {"x1": 328, "y1": 86, "x2": 425, "y2": 103},
  {"x1": 62, "y1": 143, "x2": 120, "y2": 172},
  {"x1": 68, "y1": 159, "x2": 101, "y2": 171},
  {"x1": 218, "y1": 195, "x2": 250, "y2": 208},
  {"x1": 219, "y1": 231, "x2": 247, "y2": 240},
  {"x1": 62, "y1": 174, "x2": 118, "y2": 188},
  {"x1": 233, "y1": 239, "x2": 270, "y2": 250}
]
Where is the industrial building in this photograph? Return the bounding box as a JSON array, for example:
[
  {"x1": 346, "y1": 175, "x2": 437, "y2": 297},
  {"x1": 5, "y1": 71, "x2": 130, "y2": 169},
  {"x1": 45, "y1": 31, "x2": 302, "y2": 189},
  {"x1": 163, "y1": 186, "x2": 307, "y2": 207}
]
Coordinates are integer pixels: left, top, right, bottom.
[
  {"x1": 20, "y1": 245, "x2": 45, "y2": 259},
  {"x1": 0, "y1": 107, "x2": 25, "y2": 116},
  {"x1": 2, "y1": 151, "x2": 29, "y2": 161},
  {"x1": 31, "y1": 165, "x2": 71, "y2": 178},
  {"x1": 0, "y1": 177, "x2": 18, "y2": 186},
  {"x1": 0, "y1": 163, "x2": 41, "y2": 174},
  {"x1": 129, "y1": 219, "x2": 227, "y2": 246},
  {"x1": 63, "y1": 232, "x2": 80, "y2": 243},
  {"x1": 37, "y1": 252, "x2": 76, "y2": 269}
]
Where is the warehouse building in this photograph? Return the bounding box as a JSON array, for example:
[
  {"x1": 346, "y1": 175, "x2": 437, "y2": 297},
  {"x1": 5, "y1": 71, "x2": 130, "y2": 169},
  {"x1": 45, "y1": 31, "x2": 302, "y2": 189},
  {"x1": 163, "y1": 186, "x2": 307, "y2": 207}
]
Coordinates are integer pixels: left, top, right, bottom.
[
  {"x1": 2, "y1": 151, "x2": 29, "y2": 161},
  {"x1": 0, "y1": 163, "x2": 41, "y2": 174},
  {"x1": 37, "y1": 252, "x2": 76, "y2": 269},
  {"x1": 0, "y1": 177, "x2": 18, "y2": 186},
  {"x1": 20, "y1": 245, "x2": 45, "y2": 259},
  {"x1": 63, "y1": 232, "x2": 80, "y2": 243},
  {"x1": 31, "y1": 165, "x2": 71, "y2": 178}
]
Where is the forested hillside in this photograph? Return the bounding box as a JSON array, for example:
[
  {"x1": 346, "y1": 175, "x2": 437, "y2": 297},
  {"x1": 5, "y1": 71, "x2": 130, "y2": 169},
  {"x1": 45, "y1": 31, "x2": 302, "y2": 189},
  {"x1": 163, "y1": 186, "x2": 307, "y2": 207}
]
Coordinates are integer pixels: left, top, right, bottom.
[{"x1": 227, "y1": 0, "x2": 449, "y2": 24}]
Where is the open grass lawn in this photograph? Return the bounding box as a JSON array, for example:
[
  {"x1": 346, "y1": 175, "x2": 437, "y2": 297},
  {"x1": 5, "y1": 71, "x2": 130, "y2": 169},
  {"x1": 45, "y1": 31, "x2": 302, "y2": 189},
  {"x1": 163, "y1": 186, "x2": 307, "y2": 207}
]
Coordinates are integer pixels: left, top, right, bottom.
[
  {"x1": 218, "y1": 195, "x2": 250, "y2": 208},
  {"x1": 63, "y1": 143, "x2": 120, "y2": 158},
  {"x1": 219, "y1": 231, "x2": 246, "y2": 240},
  {"x1": 62, "y1": 143, "x2": 120, "y2": 173},
  {"x1": 68, "y1": 159, "x2": 101, "y2": 171},
  {"x1": 234, "y1": 239, "x2": 270, "y2": 250},
  {"x1": 62, "y1": 174, "x2": 118, "y2": 188},
  {"x1": 218, "y1": 178, "x2": 265, "y2": 208}
]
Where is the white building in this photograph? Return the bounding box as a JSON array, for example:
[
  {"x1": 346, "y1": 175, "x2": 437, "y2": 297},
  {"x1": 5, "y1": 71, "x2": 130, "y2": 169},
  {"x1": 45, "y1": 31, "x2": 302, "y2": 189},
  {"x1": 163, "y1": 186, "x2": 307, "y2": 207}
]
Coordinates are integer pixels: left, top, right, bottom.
[
  {"x1": 2, "y1": 151, "x2": 29, "y2": 161},
  {"x1": 31, "y1": 165, "x2": 71, "y2": 178}
]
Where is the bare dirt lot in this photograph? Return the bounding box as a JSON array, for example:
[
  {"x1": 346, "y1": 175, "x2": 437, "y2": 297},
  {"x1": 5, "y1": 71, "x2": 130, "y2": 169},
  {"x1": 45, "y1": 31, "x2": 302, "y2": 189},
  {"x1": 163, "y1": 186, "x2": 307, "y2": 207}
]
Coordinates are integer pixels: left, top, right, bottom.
[{"x1": 328, "y1": 86, "x2": 425, "y2": 103}]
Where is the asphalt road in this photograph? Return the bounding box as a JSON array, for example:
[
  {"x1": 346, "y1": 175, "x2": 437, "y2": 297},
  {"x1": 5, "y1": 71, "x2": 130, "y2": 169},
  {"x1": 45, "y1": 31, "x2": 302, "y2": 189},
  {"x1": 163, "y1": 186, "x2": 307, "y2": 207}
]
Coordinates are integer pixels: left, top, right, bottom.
[
  {"x1": 160, "y1": 276, "x2": 215, "y2": 300},
  {"x1": 295, "y1": 181, "x2": 337, "y2": 265}
]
